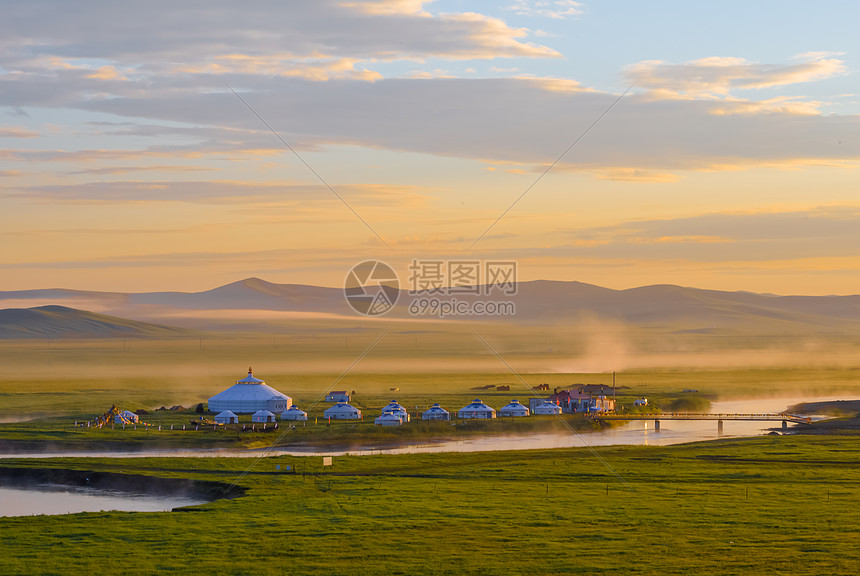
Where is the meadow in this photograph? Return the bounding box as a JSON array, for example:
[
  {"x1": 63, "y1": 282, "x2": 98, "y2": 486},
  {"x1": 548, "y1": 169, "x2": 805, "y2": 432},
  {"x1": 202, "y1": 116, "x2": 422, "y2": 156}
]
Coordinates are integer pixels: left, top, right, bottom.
[{"x1": 1, "y1": 434, "x2": 859, "y2": 575}]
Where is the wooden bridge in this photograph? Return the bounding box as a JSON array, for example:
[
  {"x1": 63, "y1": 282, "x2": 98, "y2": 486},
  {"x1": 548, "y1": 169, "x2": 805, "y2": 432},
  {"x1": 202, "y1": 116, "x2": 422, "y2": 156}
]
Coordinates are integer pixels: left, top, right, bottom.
[{"x1": 597, "y1": 412, "x2": 812, "y2": 432}]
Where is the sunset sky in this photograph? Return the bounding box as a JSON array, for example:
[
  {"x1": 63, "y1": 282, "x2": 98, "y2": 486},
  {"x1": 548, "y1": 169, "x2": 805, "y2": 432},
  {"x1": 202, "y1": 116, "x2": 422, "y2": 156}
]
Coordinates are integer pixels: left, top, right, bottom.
[{"x1": 1, "y1": 0, "x2": 859, "y2": 294}]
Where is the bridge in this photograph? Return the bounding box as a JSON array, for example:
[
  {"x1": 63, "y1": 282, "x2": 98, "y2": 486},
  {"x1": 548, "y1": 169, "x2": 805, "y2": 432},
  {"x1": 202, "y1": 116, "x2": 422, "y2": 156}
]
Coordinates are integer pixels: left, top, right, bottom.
[{"x1": 597, "y1": 412, "x2": 812, "y2": 433}]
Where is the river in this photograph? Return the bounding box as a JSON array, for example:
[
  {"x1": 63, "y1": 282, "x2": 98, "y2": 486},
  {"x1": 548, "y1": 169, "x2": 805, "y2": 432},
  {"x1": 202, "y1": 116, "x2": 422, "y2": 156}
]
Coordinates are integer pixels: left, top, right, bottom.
[{"x1": 0, "y1": 485, "x2": 207, "y2": 517}]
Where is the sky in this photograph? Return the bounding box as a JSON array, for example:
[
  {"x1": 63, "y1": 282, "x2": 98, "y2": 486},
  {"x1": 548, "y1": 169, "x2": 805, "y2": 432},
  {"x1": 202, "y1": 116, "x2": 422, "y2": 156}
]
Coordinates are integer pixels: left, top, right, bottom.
[{"x1": 1, "y1": 0, "x2": 859, "y2": 295}]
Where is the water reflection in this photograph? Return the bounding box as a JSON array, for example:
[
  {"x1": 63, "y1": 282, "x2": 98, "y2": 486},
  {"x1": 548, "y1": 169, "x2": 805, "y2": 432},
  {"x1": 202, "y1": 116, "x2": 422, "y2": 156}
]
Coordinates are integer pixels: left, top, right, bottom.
[{"x1": 0, "y1": 485, "x2": 207, "y2": 517}]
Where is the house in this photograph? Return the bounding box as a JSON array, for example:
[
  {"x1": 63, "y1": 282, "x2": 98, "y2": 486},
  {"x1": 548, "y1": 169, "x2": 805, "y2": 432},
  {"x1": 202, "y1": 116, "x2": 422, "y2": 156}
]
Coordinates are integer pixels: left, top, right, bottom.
[
  {"x1": 323, "y1": 401, "x2": 361, "y2": 420},
  {"x1": 590, "y1": 395, "x2": 616, "y2": 413},
  {"x1": 499, "y1": 399, "x2": 529, "y2": 417},
  {"x1": 208, "y1": 368, "x2": 291, "y2": 414},
  {"x1": 251, "y1": 409, "x2": 276, "y2": 423},
  {"x1": 532, "y1": 401, "x2": 562, "y2": 416},
  {"x1": 535, "y1": 384, "x2": 550, "y2": 391},
  {"x1": 326, "y1": 391, "x2": 351, "y2": 403},
  {"x1": 381, "y1": 399, "x2": 410, "y2": 423},
  {"x1": 214, "y1": 410, "x2": 238, "y2": 424},
  {"x1": 547, "y1": 389, "x2": 593, "y2": 414},
  {"x1": 458, "y1": 399, "x2": 496, "y2": 419},
  {"x1": 374, "y1": 411, "x2": 403, "y2": 426},
  {"x1": 280, "y1": 406, "x2": 308, "y2": 421},
  {"x1": 421, "y1": 403, "x2": 450, "y2": 421}
]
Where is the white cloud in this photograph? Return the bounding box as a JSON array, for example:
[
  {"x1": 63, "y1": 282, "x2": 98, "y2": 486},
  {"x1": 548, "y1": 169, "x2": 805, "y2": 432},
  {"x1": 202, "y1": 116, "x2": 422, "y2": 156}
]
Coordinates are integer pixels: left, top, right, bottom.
[
  {"x1": 626, "y1": 53, "x2": 846, "y2": 98},
  {"x1": 507, "y1": 0, "x2": 585, "y2": 19}
]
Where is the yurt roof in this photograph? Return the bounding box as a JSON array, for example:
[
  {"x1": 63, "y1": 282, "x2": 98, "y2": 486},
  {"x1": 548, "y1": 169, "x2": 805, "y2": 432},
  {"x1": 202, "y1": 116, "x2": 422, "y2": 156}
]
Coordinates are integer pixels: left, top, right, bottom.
[
  {"x1": 325, "y1": 402, "x2": 358, "y2": 413},
  {"x1": 215, "y1": 410, "x2": 238, "y2": 418},
  {"x1": 375, "y1": 412, "x2": 402, "y2": 422},
  {"x1": 461, "y1": 399, "x2": 493, "y2": 411},
  {"x1": 209, "y1": 382, "x2": 291, "y2": 404},
  {"x1": 502, "y1": 400, "x2": 527, "y2": 409},
  {"x1": 425, "y1": 404, "x2": 449, "y2": 413},
  {"x1": 252, "y1": 409, "x2": 276, "y2": 417},
  {"x1": 236, "y1": 367, "x2": 265, "y2": 384}
]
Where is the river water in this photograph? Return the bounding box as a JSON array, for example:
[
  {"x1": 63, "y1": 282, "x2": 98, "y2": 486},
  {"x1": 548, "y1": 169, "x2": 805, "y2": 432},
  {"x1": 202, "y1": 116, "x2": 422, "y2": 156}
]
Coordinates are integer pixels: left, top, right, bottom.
[{"x1": 0, "y1": 485, "x2": 207, "y2": 517}]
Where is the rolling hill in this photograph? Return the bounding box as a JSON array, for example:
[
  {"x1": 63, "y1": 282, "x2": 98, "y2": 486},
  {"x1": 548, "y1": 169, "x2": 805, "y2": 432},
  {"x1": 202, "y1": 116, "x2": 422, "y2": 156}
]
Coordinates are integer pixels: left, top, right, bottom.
[
  {"x1": 0, "y1": 305, "x2": 192, "y2": 339},
  {"x1": 2, "y1": 278, "x2": 860, "y2": 333}
]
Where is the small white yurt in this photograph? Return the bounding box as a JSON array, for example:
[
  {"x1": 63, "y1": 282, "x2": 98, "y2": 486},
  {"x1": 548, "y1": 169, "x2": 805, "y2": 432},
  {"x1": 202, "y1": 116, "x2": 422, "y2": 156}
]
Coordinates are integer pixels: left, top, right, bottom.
[
  {"x1": 532, "y1": 401, "x2": 562, "y2": 416},
  {"x1": 208, "y1": 368, "x2": 292, "y2": 414},
  {"x1": 500, "y1": 399, "x2": 530, "y2": 417},
  {"x1": 115, "y1": 410, "x2": 139, "y2": 424},
  {"x1": 374, "y1": 411, "x2": 403, "y2": 426},
  {"x1": 421, "y1": 403, "x2": 450, "y2": 421},
  {"x1": 382, "y1": 399, "x2": 410, "y2": 423},
  {"x1": 323, "y1": 401, "x2": 361, "y2": 420},
  {"x1": 280, "y1": 406, "x2": 308, "y2": 421},
  {"x1": 251, "y1": 409, "x2": 276, "y2": 423},
  {"x1": 214, "y1": 410, "x2": 238, "y2": 424},
  {"x1": 458, "y1": 399, "x2": 496, "y2": 419}
]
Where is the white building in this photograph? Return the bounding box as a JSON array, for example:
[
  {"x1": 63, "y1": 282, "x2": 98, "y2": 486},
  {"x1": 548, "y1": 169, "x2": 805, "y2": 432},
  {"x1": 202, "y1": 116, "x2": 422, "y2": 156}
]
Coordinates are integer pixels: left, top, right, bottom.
[
  {"x1": 115, "y1": 410, "x2": 139, "y2": 424},
  {"x1": 324, "y1": 401, "x2": 361, "y2": 420},
  {"x1": 326, "y1": 391, "x2": 351, "y2": 402},
  {"x1": 458, "y1": 399, "x2": 496, "y2": 419},
  {"x1": 382, "y1": 399, "x2": 410, "y2": 423},
  {"x1": 374, "y1": 411, "x2": 403, "y2": 426},
  {"x1": 251, "y1": 409, "x2": 276, "y2": 423},
  {"x1": 421, "y1": 403, "x2": 450, "y2": 421},
  {"x1": 214, "y1": 410, "x2": 238, "y2": 424},
  {"x1": 208, "y1": 368, "x2": 292, "y2": 414},
  {"x1": 532, "y1": 401, "x2": 562, "y2": 416},
  {"x1": 280, "y1": 406, "x2": 308, "y2": 421},
  {"x1": 499, "y1": 399, "x2": 530, "y2": 417}
]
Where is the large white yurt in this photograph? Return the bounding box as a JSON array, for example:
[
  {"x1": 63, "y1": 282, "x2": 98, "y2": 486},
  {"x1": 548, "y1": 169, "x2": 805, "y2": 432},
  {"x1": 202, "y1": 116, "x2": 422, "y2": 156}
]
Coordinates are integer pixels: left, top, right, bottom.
[
  {"x1": 323, "y1": 401, "x2": 361, "y2": 420},
  {"x1": 214, "y1": 410, "x2": 238, "y2": 424},
  {"x1": 251, "y1": 409, "x2": 276, "y2": 423},
  {"x1": 280, "y1": 406, "x2": 308, "y2": 421},
  {"x1": 374, "y1": 411, "x2": 403, "y2": 426},
  {"x1": 532, "y1": 401, "x2": 562, "y2": 416},
  {"x1": 208, "y1": 368, "x2": 292, "y2": 414},
  {"x1": 382, "y1": 399, "x2": 410, "y2": 423},
  {"x1": 500, "y1": 399, "x2": 530, "y2": 417},
  {"x1": 458, "y1": 399, "x2": 496, "y2": 419},
  {"x1": 421, "y1": 403, "x2": 450, "y2": 421}
]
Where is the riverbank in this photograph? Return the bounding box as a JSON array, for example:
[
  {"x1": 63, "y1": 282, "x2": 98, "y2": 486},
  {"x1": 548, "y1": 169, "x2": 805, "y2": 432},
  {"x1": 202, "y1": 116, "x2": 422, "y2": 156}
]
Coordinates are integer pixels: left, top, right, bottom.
[{"x1": 1, "y1": 434, "x2": 858, "y2": 575}]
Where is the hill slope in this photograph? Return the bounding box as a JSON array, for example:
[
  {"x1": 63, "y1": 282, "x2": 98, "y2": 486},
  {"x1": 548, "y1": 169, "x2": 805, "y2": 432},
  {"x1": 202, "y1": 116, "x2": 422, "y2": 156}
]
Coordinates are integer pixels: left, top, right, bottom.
[{"x1": 0, "y1": 305, "x2": 191, "y2": 339}]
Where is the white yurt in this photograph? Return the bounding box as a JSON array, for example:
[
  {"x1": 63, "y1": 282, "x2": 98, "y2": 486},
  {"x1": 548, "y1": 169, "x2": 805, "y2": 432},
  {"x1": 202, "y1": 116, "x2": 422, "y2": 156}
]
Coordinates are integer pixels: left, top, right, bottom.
[
  {"x1": 208, "y1": 368, "x2": 292, "y2": 414},
  {"x1": 280, "y1": 406, "x2": 308, "y2": 421},
  {"x1": 114, "y1": 410, "x2": 139, "y2": 424},
  {"x1": 382, "y1": 399, "x2": 410, "y2": 423},
  {"x1": 323, "y1": 401, "x2": 362, "y2": 420},
  {"x1": 251, "y1": 409, "x2": 276, "y2": 423},
  {"x1": 421, "y1": 403, "x2": 450, "y2": 421},
  {"x1": 458, "y1": 399, "x2": 496, "y2": 419},
  {"x1": 374, "y1": 411, "x2": 403, "y2": 426},
  {"x1": 214, "y1": 410, "x2": 238, "y2": 424},
  {"x1": 500, "y1": 399, "x2": 530, "y2": 417},
  {"x1": 532, "y1": 401, "x2": 562, "y2": 416}
]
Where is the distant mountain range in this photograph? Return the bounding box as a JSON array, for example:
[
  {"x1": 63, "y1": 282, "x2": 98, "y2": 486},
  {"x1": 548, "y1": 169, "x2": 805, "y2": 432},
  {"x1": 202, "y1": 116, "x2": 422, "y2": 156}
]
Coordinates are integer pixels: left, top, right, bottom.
[
  {"x1": 2, "y1": 278, "x2": 860, "y2": 334},
  {"x1": 0, "y1": 305, "x2": 191, "y2": 339}
]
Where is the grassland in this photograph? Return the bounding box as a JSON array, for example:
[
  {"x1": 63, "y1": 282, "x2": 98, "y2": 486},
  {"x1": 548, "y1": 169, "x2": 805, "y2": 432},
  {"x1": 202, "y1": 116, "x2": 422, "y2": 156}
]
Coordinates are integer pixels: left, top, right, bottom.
[{"x1": 1, "y1": 434, "x2": 859, "y2": 575}]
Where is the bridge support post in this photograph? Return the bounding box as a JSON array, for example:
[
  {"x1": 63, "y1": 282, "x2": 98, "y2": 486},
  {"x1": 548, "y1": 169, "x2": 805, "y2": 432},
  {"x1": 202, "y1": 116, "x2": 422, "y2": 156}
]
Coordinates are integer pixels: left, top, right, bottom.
[
  {"x1": 718, "y1": 420, "x2": 724, "y2": 436},
  {"x1": 654, "y1": 419, "x2": 660, "y2": 432},
  {"x1": 782, "y1": 420, "x2": 788, "y2": 430}
]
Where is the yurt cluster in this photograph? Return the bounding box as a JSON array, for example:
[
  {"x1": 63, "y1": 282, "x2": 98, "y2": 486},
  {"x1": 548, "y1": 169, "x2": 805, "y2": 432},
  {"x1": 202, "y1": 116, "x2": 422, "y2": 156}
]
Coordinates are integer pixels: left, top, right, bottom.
[{"x1": 207, "y1": 369, "x2": 614, "y2": 427}]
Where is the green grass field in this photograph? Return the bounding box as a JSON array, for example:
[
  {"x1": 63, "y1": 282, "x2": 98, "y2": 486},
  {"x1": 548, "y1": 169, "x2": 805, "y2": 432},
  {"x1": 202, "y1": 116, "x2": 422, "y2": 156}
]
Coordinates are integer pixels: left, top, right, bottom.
[{"x1": 1, "y1": 434, "x2": 859, "y2": 575}]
